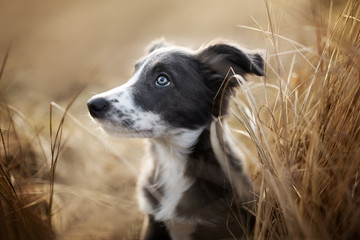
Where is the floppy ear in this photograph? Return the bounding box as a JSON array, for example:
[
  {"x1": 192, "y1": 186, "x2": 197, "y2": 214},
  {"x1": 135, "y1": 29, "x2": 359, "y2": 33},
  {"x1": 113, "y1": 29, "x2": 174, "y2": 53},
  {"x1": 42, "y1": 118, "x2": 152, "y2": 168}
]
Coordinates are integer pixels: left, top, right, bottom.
[
  {"x1": 146, "y1": 38, "x2": 170, "y2": 53},
  {"x1": 196, "y1": 42, "x2": 265, "y2": 77}
]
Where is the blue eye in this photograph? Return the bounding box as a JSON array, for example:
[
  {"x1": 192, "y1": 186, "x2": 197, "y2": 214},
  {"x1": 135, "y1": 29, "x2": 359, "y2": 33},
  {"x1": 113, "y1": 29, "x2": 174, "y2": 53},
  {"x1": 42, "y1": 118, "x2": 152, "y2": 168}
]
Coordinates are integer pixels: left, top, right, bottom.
[{"x1": 155, "y1": 75, "x2": 170, "y2": 87}]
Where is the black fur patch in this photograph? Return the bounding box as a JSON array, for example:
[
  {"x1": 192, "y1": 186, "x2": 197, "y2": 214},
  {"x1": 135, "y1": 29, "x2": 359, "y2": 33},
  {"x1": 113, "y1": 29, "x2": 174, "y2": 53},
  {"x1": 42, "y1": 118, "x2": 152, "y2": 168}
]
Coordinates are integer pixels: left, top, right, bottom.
[
  {"x1": 132, "y1": 50, "x2": 214, "y2": 129},
  {"x1": 176, "y1": 129, "x2": 232, "y2": 221},
  {"x1": 131, "y1": 42, "x2": 264, "y2": 130},
  {"x1": 143, "y1": 215, "x2": 171, "y2": 240},
  {"x1": 197, "y1": 43, "x2": 265, "y2": 77},
  {"x1": 177, "y1": 129, "x2": 254, "y2": 238}
]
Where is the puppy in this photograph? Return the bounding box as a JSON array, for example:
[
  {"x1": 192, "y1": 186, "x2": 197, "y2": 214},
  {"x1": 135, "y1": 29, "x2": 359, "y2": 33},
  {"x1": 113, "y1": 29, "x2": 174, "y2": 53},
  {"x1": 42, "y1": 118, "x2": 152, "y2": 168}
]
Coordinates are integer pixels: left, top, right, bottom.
[{"x1": 87, "y1": 40, "x2": 264, "y2": 240}]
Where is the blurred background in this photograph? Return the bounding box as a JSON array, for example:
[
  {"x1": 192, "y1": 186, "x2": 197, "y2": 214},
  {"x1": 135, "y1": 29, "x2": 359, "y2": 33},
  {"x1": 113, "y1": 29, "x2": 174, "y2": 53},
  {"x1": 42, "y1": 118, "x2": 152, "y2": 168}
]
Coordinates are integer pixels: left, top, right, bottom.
[
  {"x1": 1, "y1": 0, "x2": 270, "y2": 105},
  {"x1": 0, "y1": 0, "x2": 326, "y2": 239}
]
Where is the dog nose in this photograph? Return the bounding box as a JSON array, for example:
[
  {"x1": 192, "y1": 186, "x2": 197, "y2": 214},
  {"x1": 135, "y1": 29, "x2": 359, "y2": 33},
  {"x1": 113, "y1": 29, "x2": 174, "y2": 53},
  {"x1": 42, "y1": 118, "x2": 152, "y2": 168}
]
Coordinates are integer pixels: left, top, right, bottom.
[{"x1": 87, "y1": 97, "x2": 109, "y2": 118}]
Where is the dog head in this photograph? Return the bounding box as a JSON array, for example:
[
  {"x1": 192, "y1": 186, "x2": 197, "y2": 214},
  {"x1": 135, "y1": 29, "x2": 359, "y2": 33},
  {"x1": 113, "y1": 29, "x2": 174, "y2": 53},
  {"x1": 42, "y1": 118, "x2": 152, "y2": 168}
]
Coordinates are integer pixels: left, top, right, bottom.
[{"x1": 87, "y1": 40, "x2": 264, "y2": 138}]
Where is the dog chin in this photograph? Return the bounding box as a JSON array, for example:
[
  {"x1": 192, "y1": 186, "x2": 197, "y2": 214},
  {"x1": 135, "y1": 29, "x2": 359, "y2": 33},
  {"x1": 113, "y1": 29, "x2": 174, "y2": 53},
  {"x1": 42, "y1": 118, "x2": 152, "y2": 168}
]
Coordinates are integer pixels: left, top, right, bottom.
[{"x1": 100, "y1": 124, "x2": 157, "y2": 138}]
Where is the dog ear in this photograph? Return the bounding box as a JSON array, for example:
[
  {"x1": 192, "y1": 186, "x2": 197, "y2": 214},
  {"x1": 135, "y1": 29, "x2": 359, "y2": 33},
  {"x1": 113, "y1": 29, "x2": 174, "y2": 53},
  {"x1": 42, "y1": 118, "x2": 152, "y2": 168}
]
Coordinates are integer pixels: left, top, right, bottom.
[
  {"x1": 196, "y1": 42, "x2": 265, "y2": 77},
  {"x1": 147, "y1": 38, "x2": 170, "y2": 53}
]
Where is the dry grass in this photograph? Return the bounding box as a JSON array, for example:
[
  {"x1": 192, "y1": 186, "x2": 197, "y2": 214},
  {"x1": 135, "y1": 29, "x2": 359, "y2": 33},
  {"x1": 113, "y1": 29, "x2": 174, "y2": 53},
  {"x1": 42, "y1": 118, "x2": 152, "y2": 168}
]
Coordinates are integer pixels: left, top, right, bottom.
[
  {"x1": 0, "y1": 0, "x2": 359, "y2": 239},
  {"x1": 232, "y1": 0, "x2": 360, "y2": 239},
  {"x1": 0, "y1": 50, "x2": 54, "y2": 239}
]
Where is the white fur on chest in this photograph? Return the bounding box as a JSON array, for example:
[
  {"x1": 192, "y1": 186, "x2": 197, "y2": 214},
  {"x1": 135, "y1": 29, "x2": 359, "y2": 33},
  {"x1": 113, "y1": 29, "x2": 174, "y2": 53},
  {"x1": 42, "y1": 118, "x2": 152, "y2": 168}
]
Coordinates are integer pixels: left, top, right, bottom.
[{"x1": 137, "y1": 128, "x2": 204, "y2": 222}]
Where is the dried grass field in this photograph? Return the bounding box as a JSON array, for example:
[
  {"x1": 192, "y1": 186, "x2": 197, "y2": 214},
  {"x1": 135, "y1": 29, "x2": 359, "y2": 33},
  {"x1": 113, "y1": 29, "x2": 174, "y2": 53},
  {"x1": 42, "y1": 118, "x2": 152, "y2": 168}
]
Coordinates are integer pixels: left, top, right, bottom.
[{"x1": 0, "y1": 0, "x2": 359, "y2": 239}]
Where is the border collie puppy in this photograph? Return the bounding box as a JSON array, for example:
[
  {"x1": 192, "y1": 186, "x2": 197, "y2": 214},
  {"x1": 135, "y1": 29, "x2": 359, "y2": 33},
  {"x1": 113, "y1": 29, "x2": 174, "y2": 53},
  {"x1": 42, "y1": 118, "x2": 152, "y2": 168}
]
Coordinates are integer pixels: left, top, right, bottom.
[{"x1": 87, "y1": 40, "x2": 264, "y2": 240}]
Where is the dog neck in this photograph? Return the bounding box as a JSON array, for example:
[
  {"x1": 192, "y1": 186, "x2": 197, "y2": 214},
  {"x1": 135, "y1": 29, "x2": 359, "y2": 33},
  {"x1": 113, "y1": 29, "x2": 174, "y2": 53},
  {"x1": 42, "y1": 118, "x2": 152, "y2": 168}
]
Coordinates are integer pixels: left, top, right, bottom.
[
  {"x1": 153, "y1": 127, "x2": 206, "y2": 154},
  {"x1": 141, "y1": 127, "x2": 205, "y2": 221}
]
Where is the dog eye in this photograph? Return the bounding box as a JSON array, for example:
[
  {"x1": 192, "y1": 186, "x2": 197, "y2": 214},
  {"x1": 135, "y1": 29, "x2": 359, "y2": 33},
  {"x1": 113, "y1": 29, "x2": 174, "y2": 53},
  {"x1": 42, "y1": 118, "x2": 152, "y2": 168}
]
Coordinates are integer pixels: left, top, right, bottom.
[{"x1": 155, "y1": 75, "x2": 170, "y2": 87}]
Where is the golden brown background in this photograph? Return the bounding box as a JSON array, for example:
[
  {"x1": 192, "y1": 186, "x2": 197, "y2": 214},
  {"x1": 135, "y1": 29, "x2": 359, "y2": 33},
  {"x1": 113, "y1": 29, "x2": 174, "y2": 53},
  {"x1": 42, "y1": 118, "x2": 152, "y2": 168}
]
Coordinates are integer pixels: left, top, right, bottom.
[{"x1": 0, "y1": 0, "x2": 322, "y2": 239}]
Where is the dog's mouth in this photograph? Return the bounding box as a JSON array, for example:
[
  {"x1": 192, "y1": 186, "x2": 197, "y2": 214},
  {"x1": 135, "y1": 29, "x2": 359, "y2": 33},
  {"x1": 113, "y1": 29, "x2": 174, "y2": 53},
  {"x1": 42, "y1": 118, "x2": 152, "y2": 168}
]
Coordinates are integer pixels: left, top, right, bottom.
[
  {"x1": 94, "y1": 118, "x2": 157, "y2": 138},
  {"x1": 103, "y1": 125, "x2": 154, "y2": 138}
]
